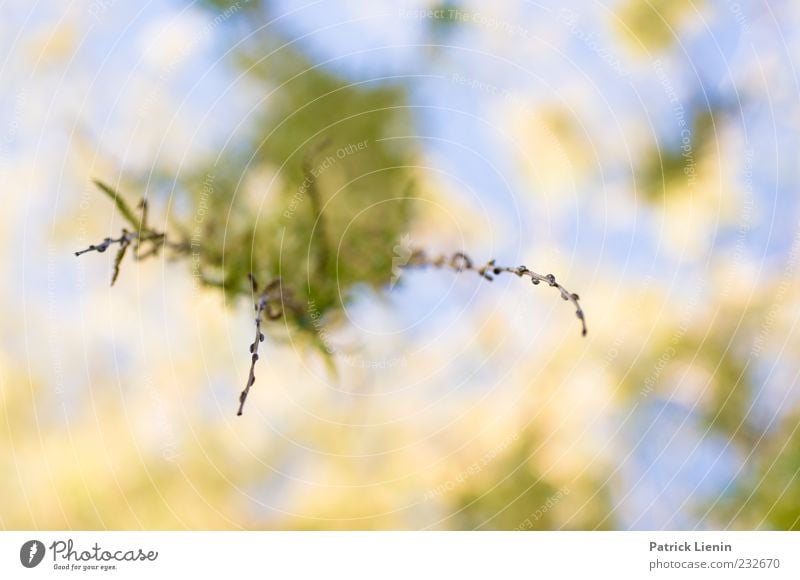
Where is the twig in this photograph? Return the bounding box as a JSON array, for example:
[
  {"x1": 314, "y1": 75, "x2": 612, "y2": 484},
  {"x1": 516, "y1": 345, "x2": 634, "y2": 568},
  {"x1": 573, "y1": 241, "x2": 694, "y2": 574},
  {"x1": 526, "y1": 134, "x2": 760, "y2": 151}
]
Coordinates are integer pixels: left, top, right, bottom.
[
  {"x1": 74, "y1": 232, "x2": 135, "y2": 256},
  {"x1": 237, "y1": 275, "x2": 286, "y2": 416},
  {"x1": 76, "y1": 229, "x2": 188, "y2": 276},
  {"x1": 75, "y1": 180, "x2": 190, "y2": 284},
  {"x1": 402, "y1": 249, "x2": 587, "y2": 336}
]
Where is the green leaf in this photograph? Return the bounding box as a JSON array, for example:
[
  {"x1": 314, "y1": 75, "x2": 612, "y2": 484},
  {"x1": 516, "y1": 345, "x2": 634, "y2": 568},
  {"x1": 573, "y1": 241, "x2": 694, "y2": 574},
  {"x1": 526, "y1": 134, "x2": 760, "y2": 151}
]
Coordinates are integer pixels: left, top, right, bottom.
[
  {"x1": 111, "y1": 237, "x2": 130, "y2": 286},
  {"x1": 93, "y1": 179, "x2": 140, "y2": 229}
]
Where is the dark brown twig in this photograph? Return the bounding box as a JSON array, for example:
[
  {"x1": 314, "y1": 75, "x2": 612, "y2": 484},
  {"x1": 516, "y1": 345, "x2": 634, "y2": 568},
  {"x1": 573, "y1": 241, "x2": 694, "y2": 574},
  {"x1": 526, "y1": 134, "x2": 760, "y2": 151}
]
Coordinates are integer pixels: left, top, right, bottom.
[{"x1": 401, "y1": 249, "x2": 587, "y2": 336}]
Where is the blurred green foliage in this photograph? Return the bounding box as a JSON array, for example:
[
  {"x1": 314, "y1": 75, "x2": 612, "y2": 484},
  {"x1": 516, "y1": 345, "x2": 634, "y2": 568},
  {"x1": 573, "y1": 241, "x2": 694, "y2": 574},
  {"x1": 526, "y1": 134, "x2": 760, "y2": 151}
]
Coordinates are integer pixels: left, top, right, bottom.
[
  {"x1": 714, "y1": 412, "x2": 800, "y2": 530},
  {"x1": 616, "y1": 0, "x2": 703, "y2": 54},
  {"x1": 168, "y1": 32, "x2": 419, "y2": 343},
  {"x1": 451, "y1": 433, "x2": 614, "y2": 530},
  {"x1": 637, "y1": 107, "x2": 717, "y2": 203}
]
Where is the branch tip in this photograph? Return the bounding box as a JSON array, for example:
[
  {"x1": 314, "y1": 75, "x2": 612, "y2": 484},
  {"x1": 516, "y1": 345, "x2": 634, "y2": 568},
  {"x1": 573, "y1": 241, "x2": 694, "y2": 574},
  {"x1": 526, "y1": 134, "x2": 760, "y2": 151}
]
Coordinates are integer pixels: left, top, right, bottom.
[{"x1": 401, "y1": 249, "x2": 587, "y2": 337}]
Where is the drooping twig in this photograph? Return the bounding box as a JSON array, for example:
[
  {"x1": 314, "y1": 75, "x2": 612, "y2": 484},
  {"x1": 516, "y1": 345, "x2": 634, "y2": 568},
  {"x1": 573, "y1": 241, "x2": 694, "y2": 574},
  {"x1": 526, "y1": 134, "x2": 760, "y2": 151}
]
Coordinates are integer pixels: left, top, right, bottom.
[
  {"x1": 401, "y1": 249, "x2": 587, "y2": 336},
  {"x1": 237, "y1": 275, "x2": 288, "y2": 416},
  {"x1": 237, "y1": 247, "x2": 585, "y2": 415}
]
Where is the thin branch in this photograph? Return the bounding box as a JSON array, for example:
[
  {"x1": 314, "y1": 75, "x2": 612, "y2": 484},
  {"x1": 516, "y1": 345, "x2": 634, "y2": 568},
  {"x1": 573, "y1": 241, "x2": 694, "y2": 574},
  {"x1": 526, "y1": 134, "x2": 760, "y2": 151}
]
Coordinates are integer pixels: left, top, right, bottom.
[
  {"x1": 76, "y1": 180, "x2": 190, "y2": 284},
  {"x1": 75, "y1": 230, "x2": 186, "y2": 256},
  {"x1": 76, "y1": 228, "x2": 188, "y2": 281},
  {"x1": 74, "y1": 232, "x2": 134, "y2": 257},
  {"x1": 237, "y1": 275, "x2": 286, "y2": 416},
  {"x1": 402, "y1": 248, "x2": 587, "y2": 336}
]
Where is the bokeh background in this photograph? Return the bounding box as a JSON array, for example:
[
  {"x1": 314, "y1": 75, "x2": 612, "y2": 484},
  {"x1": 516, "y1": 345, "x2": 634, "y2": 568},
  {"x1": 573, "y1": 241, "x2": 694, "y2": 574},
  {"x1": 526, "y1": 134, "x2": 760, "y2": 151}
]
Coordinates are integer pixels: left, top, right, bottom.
[{"x1": 2, "y1": 0, "x2": 800, "y2": 530}]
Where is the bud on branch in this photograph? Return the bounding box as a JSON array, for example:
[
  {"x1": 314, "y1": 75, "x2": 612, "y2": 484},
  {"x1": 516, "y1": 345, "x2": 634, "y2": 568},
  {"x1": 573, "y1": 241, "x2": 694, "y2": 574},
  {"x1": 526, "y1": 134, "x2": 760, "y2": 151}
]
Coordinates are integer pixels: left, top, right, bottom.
[
  {"x1": 74, "y1": 180, "x2": 189, "y2": 285},
  {"x1": 401, "y1": 248, "x2": 587, "y2": 336}
]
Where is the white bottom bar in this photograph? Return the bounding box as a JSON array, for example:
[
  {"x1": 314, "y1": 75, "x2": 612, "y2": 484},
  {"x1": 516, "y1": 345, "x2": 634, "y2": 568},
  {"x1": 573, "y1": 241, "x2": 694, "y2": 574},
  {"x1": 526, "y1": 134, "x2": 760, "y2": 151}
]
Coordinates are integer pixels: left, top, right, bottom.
[{"x1": 1, "y1": 531, "x2": 798, "y2": 579}]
